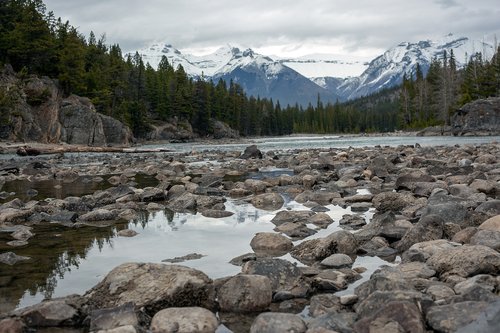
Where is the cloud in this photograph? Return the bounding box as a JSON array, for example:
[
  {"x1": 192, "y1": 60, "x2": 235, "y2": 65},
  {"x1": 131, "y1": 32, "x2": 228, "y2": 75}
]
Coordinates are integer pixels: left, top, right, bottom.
[{"x1": 44, "y1": 0, "x2": 500, "y2": 57}]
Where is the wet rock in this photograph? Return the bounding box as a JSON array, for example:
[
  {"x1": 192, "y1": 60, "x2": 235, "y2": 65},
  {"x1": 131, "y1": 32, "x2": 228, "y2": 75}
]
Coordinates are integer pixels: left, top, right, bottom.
[
  {"x1": 218, "y1": 274, "x2": 272, "y2": 313},
  {"x1": 117, "y1": 229, "x2": 138, "y2": 237},
  {"x1": 0, "y1": 318, "x2": 27, "y2": 333},
  {"x1": 307, "y1": 312, "x2": 357, "y2": 333},
  {"x1": 11, "y1": 225, "x2": 34, "y2": 241},
  {"x1": 229, "y1": 253, "x2": 257, "y2": 266},
  {"x1": 291, "y1": 230, "x2": 357, "y2": 265},
  {"x1": 79, "y1": 209, "x2": 117, "y2": 222},
  {"x1": 250, "y1": 192, "x2": 284, "y2": 210},
  {"x1": 426, "y1": 301, "x2": 490, "y2": 333},
  {"x1": 150, "y1": 307, "x2": 218, "y2": 333},
  {"x1": 139, "y1": 187, "x2": 165, "y2": 202},
  {"x1": 312, "y1": 270, "x2": 349, "y2": 292},
  {"x1": 309, "y1": 212, "x2": 334, "y2": 228},
  {"x1": 167, "y1": 192, "x2": 197, "y2": 212},
  {"x1": 427, "y1": 245, "x2": 500, "y2": 278},
  {"x1": 372, "y1": 192, "x2": 416, "y2": 213},
  {"x1": 402, "y1": 239, "x2": 461, "y2": 263},
  {"x1": 14, "y1": 295, "x2": 84, "y2": 327},
  {"x1": 241, "y1": 145, "x2": 262, "y2": 159},
  {"x1": 274, "y1": 222, "x2": 317, "y2": 240},
  {"x1": 353, "y1": 300, "x2": 425, "y2": 333},
  {"x1": 0, "y1": 251, "x2": 30, "y2": 265},
  {"x1": 469, "y1": 229, "x2": 500, "y2": 250},
  {"x1": 244, "y1": 179, "x2": 269, "y2": 194},
  {"x1": 242, "y1": 258, "x2": 306, "y2": 296},
  {"x1": 396, "y1": 214, "x2": 444, "y2": 252},
  {"x1": 320, "y1": 254, "x2": 353, "y2": 269},
  {"x1": 249, "y1": 312, "x2": 306, "y2": 333},
  {"x1": 270, "y1": 210, "x2": 315, "y2": 226},
  {"x1": 250, "y1": 232, "x2": 293, "y2": 256},
  {"x1": 162, "y1": 253, "x2": 206, "y2": 263},
  {"x1": 339, "y1": 214, "x2": 366, "y2": 229},
  {"x1": 294, "y1": 190, "x2": 341, "y2": 205},
  {"x1": 90, "y1": 302, "x2": 145, "y2": 332},
  {"x1": 85, "y1": 263, "x2": 214, "y2": 316},
  {"x1": 200, "y1": 209, "x2": 234, "y2": 218}
]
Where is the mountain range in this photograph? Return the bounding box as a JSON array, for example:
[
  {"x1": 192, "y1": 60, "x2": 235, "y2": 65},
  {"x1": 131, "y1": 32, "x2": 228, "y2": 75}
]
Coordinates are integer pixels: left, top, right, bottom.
[{"x1": 132, "y1": 34, "x2": 495, "y2": 106}]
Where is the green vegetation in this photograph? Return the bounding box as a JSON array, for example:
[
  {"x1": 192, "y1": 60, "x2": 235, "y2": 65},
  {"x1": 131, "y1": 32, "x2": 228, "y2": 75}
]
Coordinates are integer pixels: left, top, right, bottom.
[{"x1": 1, "y1": 0, "x2": 499, "y2": 138}]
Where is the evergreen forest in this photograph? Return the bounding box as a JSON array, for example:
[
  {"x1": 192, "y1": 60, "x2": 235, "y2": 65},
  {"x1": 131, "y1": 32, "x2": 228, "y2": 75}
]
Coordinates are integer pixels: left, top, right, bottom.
[{"x1": 1, "y1": 0, "x2": 499, "y2": 138}]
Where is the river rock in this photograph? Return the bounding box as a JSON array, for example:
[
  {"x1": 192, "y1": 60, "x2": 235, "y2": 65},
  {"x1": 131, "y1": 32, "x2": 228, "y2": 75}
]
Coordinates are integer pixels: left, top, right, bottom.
[
  {"x1": 309, "y1": 294, "x2": 348, "y2": 317},
  {"x1": 396, "y1": 214, "x2": 444, "y2": 252},
  {"x1": 150, "y1": 307, "x2": 218, "y2": 333},
  {"x1": 85, "y1": 263, "x2": 214, "y2": 316},
  {"x1": 79, "y1": 209, "x2": 117, "y2": 222},
  {"x1": 14, "y1": 295, "x2": 85, "y2": 327},
  {"x1": 372, "y1": 262, "x2": 436, "y2": 281},
  {"x1": 426, "y1": 245, "x2": 500, "y2": 278},
  {"x1": 250, "y1": 192, "x2": 284, "y2": 210},
  {"x1": 312, "y1": 270, "x2": 349, "y2": 292},
  {"x1": 426, "y1": 301, "x2": 490, "y2": 333},
  {"x1": 354, "y1": 276, "x2": 414, "y2": 301},
  {"x1": 218, "y1": 274, "x2": 272, "y2": 313},
  {"x1": 372, "y1": 192, "x2": 416, "y2": 213},
  {"x1": 455, "y1": 300, "x2": 500, "y2": 333},
  {"x1": 242, "y1": 258, "x2": 306, "y2": 296},
  {"x1": 309, "y1": 212, "x2": 334, "y2": 228},
  {"x1": 395, "y1": 172, "x2": 435, "y2": 191},
  {"x1": 241, "y1": 145, "x2": 262, "y2": 159},
  {"x1": 270, "y1": 210, "x2": 315, "y2": 226},
  {"x1": 339, "y1": 214, "x2": 366, "y2": 229},
  {"x1": 479, "y1": 215, "x2": 500, "y2": 231},
  {"x1": 291, "y1": 230, "x2": 357, "y2": 265},
  {"x1": 320, "y1": 254, "x2": 353, "y2": 269},
  {"x1": 469, "y1": 229, "x2": 500, "y2": 250},
  {"x1": 249, "y1": 312, "x2": 306, "y2": 333},
  {"x1": 117, "y1": 229, "x2": 138, "y2": 237},
  {"x1": 274, "y1": 222, "x2": 316, "y2": 239},
  {"x1": 167, "y1": 192, "x2": 197, "y2": 212},
  {"x1": 250, "y1": 232, "x2": 293, "y2": 255},
  {"x1": 89, "y1": 302, "x2": 144, "y2": 332},
  {"x1": 353, "y1": 300, "x2": 425, "y2": 333},
  {"x1": 244, "y1": 179, "x2": 269, "y2": 193},
  {"x1": 0, "y1": 251, "x2": 30, "y2": 265},
  {"x1": 402, "y1": 239, "x2": 461, "y2": 263},
  {"x1": 0, "y1": 318, "x2": 26, "y2": 333}
]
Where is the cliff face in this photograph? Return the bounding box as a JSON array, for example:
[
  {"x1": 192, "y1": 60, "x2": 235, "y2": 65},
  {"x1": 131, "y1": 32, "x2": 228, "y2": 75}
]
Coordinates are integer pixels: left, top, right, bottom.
[
  {"x1": 0, "y1": 65, "x2": 134, "y2": 146},
  {"x1": 452, "y1": 97, "x2": 500, "y2": 136}
]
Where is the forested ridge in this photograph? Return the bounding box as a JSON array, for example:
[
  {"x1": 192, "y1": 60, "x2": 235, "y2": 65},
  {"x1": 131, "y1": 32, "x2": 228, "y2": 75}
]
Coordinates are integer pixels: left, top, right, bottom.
[{"x1": 1, "y1": 0, "x2": 499, "y2": 139}]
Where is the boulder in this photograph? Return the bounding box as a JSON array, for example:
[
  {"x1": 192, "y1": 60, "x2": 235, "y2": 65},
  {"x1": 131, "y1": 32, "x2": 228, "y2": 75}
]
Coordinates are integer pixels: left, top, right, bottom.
[
  {"x1": 241, "y1": 145, "x2": 262, "y2": 159},
  {"x1": 218, "y1": 275, "x2": 272, "y2": 313},
  {"x1": 270, "y1": 210, "x2": 315, "y2": 226},
  {"x1": 79, "y1": 209, "x2": 117, "y2": 222},
  {"x1": 200, "y1": 209, "x2": 234, "y2": 218},
  {"x1": 150, "y1": 307, "x2": 218, "y2": 333},
  {"x1": 85, "y1": 263, "x2": 214, "y2": 316},
  {"x1": 426, "y1": 301, "x2": 490, "y2": 333},
  {"x1": 469, "y1": 229, "x2": 500, "y2": 250},
  {"x1": 274, "y1": 222, "x2": 316, "y2": 240},
  {"x1": 167, "y1": 192, "x2": 197, "y2": 212},
  {"x1": 402, "y1": 239, "x2": 461, "y2": 263},
  {"x1": 99, "y1": 113, "x2": 134, "y2": 145},
  {"x1": 396, "y1": 214, "x2": 444, "y2": 252},
  {"x1": 395, "y1": 172, "x2": 435, "y2": 191},
  {"x1": 451, "y1": 97, "x2": 500, "y2": 136},
  {"x1": 372, "y1": 192, "x2": 417, "y2": 213},
  {"x1": 90, "y1": 302, "x2": 144, "y2": 332},
  {"x1": 250, "y1": 193, "x2": 284, "y2": 210},
  {"x1": 309, "y1": 294, "x2": 348, "y2": 317},
  {"x1": 250, "y1": 232, "x2": 293, "y2": 256},
  {"x1": 479, "y1": 215, "x2": 500, "y2": 231},
  {"x1": 320, "y1": 254, "x2": 353, "y2": 269},
  {"x1": 307, "y1": 312, "x2": 358, "y2": 333},
  {"x1": 0, "y1": 318, "x2": 27, "y2": 333},
  {"x1": 426, "y1": 245, "x2": 500, "y2": 278},
  {"x1": 249, "y1": 313, "x2": 307, "y2": 333},
  {"x1": 455, "y1": 300, "x2": 500, "y2": 333}
]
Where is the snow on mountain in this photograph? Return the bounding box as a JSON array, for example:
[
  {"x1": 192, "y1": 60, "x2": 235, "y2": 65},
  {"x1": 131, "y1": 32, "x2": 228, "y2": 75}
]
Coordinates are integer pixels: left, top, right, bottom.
[{"x1": 322, "y1": 34, "x2": 496, "y2": 100}]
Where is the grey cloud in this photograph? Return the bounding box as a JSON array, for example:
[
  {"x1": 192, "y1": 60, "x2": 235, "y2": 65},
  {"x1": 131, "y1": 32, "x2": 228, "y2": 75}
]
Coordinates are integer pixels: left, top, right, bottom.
[{"x1": 44, "y1": 0, "x2": 500, "y2": 55}]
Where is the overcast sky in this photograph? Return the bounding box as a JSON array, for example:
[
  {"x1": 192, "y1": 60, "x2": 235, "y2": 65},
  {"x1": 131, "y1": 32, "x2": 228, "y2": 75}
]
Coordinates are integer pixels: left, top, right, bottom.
[{"x1": 44, "y1": 0, "x2": 500, "y2": 58}]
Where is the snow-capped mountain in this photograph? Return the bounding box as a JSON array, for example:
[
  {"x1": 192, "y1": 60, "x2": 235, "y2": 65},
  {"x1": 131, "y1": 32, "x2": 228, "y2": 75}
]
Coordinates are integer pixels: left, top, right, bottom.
[
  {"x1": 318, "y1": 34, "x2": 496, "y2": 100},
  {"x1": 133, "y1": 43, "x2": 339, "y2": 106},
  {"x1": 132, "y1": 34, "x2": 495, "y2": 105}
]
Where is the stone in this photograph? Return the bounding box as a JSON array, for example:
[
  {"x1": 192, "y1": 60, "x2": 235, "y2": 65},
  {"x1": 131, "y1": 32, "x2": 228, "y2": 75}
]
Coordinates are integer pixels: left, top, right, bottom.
[
  {"x1": 395, "y1": 172, "x2": 435, "y2": 191},
  {"x1": 402, "y1": 239, "x2": 461, "y2": 263},
  {"x1": 15, "y1": 295, "x2": 84, "y2": 327},
  {"x1": 250, "y1": 232, "x2": 293, "y2": 256},
  {"x1": 470, "y1": 179, "x2": 497, "y2": 194},
  {"x1": 396, "y1": 214, "x2": 444, "y2": 252},
  {"x1": 340, "y1": 294, "x2": 359, "y2": 306},
  {"x1": 451, "y1": 227, "x2": 478, "y2": 244},
  {"x1": 353, "y1": 300, "x2": 425, "y2": 333},
  {"x1": 291, "y1": 230, "x2": 357, "y2": 265},
  {"x1": 274, "y1": 222, "x2": 316, "y2": 240},
  {"x1": 218, "y1": 274, "x2": 272, "y2": 313},
  {"x1": 307, "y1": 312, "x2": 358, "y2": 333},
  {"x1": 372, "y1": 262, "x2": 436, "y2": 280},
  {"x1": 354, "y1": 276, "x2": 414, "y2": 301},
  {"x1": 150, "y1": 307, "x2": 218, "y2": 333},
  {"x1": 85, "y1": 263, "x2": 214, "y2": 316},
  {"x1": 426, "y1": 301, "x2": 490, "y2": 333},
  {"x1": 312, "y1": 270, "x2": 349, "y2": 292},
  {"x1": 79, "y1": 209, "x2": 117, "y2": 222},
  {"x1": 242, "y1": 258, "x2": 306, "y2": 295},
  {"x1": 469, "y1": 229, "x2": 500, "y2": 250},
  {"x1": 241, "y1": 145, "x2": 262, "y2": 159},
  {"x1": 244, "y1": 179, "x2": 269, "y2": 193},
  {"x1": 309, "y1": 294, "x2": 347, "y2": 317},
  {"x1": 270, "y1": 210, "x2": 315, "y2": 226},
  {"x1": 479, "y1": 215, "x2": 500, "y2": 231},
  {"x1": 339, "y1": 214, "x2": 366, "y2": 229},
  {"x1": 455, "y1": 300, "x2": 500, "y2": 333},
  {"x1": 139, "y1": 187, "x2": 165, "y2": 202},
  {"x1": 201, "y1": 209, "x2": 234, "y2": 218},
  {"x1": 0, "y1": 251, "x2": 30, "y2": 265},
  {"x1": 167, "y1": 192, "x2": 197, "y2": 212},
  {"x1": 250, "y1": 313, "x2": 307, "y2": 333},
  {"x1": 476, "y1": 201, "x2": 500, "y2": 217},
  {"x1": 425, "y1": 284, "x2": 456, "y2": 302},
  {"x1": 320, "y1": 254, "x2": 353, "y2": 269},
  {"x1": 419, "y1": 202, "x2": 469, "y2": 226},
  {"x1": 372, "y1": 192, "x2": 416, "y2": 212},
  {"x1": 250, "y1": 193, "x2": 284, "y2": 210},
  {"x1": 309, "y1": 212, "x2": 335, "y2": 228},
  {"x1": 454, "y1": 274, "x2": 498, "y2": 295},
  {"x1": 90, "y1": 302, "x2": 143, "y2": 332},
  {"x1": 426, "y1": 245, "x2": 500, "y2": 278},
  {"x1": 117, "y1": 229, "x2": 138, "y2": 237},
  {"x1": 0, "y1": 318, "x2": 27, "y2": 333}
]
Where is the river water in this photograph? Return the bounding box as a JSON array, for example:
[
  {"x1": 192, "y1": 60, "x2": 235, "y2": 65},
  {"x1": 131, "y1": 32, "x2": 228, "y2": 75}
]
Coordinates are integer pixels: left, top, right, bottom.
[{"x1": 1, "y1": 135, "x2": 499, "y2": 314}]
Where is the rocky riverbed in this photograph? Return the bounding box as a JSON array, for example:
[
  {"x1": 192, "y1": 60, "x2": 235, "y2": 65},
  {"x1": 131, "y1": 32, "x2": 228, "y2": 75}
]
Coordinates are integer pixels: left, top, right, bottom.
[{"x1": 0, "y1": 142, "x2": 500, "y2": 332}]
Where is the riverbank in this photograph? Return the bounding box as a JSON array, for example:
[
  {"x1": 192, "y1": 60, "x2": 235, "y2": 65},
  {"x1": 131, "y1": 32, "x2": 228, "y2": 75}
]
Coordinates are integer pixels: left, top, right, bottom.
[{"x1": 0, "y1": 141, "x2": 499, "y2": 332}]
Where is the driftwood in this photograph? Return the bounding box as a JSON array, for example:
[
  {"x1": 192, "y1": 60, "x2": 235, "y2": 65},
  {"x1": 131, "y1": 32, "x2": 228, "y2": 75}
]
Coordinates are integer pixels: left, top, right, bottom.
[{"x1": 0, "y1": 144, "x2": 173, "y2": 156}]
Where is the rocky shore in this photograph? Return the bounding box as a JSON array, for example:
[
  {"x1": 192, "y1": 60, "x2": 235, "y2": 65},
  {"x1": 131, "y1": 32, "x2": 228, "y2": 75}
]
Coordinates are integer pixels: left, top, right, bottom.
[{"x1": 1, "y1": 142, "x2": 500, "y2": 332}]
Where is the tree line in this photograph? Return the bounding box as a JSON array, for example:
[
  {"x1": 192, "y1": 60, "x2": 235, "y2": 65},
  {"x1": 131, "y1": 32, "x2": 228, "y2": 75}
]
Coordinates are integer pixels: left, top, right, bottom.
[{"x1": 1, "y1": 0, "x2": 499, "y2": 138}]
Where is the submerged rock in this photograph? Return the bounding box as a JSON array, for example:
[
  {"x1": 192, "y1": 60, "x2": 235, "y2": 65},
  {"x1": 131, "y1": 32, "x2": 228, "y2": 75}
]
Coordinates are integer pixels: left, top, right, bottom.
[{"x1": 150, "y1": 307, "x2": 218, "y2": 333}]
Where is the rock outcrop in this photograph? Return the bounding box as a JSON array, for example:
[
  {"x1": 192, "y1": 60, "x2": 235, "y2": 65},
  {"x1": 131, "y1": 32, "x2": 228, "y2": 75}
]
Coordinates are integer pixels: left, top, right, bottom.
[{"x1": 452, "y1": 97, "x2": 500, "y2": 136}]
